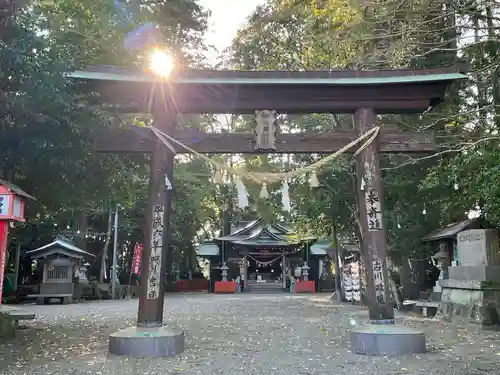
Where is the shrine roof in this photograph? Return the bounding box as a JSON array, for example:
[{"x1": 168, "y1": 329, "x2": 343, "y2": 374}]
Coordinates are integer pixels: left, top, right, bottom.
[
  {"x1": 26, "y1": 240, "x2": 95, "y2": 259},
  {"x1": 68, "y1": 65, "x2": 466, "y2": 86},
  {"x1": 197, "y1": 242, "x2": 219, "y2": 256},
  {"x1": 232, "y1": 240, "x2": 296, "y2": 247},
  {"x1": 421, "y1": 219, "x2": 478, "y2": 242},
  {"x1": 67, "y1": 65, "x2": 466, "y2": 114},
  {"x1": 0, "y1": 179, "x2": 36, "y2": 201},
  {"x1": 214, "y1": 218, "x2": 316, "y2": 247},
  {"x1": 216, "y1": 218, "x2": 286, "y2": 241},
  {"x1": 310, "y1": 240, "x2": 331, "y2": 255}
]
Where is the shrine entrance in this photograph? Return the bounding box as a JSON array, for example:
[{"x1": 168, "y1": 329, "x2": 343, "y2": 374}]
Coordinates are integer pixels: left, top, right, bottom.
[
  {"x1": 247, "y1": 254, "x2": 282, "y2": 282},
  {"x1": 246, "y1": 254, "x2": 284, "y2": 293},
  {"x1": 69, "y1": 64, "x2": 465, "y2": 357},
  {"x1": 199, "y1": 218, "x2": 319, "y2": 293}
]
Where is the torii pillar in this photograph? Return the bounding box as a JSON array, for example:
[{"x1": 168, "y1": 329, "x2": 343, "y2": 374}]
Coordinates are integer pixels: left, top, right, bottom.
[
  {"x1": 354, "y1": 108, "x2": 394, "y2": 322},
  {"x1": 350, "y1": 108, "x2": 426, "y2": 357},
  {"x1": 108, "y1": 110, "x2": 184, "y2": 357}
]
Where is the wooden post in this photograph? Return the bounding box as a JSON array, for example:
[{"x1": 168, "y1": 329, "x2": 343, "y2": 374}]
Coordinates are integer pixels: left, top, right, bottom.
[
  {"x1": 243, "y1": 252, "x2": 248, "y2": 292},
  {"x1": 13, "y1": 243, "x2": 20, "y2": 291},
  {"x1": 0, "y1": 222, "x2": 8, "y2": 304},
  {"x1": 282, "y1": 252, "x2": 286, "y2": 290},
  {"x1": 137, "y1": 118, "x2": 175, "y2": 327},
  {"x1": 354, "y1": 108, "x2": 394, "y2": 321}
]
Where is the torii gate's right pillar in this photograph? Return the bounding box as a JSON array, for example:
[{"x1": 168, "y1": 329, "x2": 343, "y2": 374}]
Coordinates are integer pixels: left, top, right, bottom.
[
  {"x1": 350, "y1": 108, "x2": 426, "y2": 356},
  {"x1": 354, "y1": 108, "x2": 394, "y2": 321}
]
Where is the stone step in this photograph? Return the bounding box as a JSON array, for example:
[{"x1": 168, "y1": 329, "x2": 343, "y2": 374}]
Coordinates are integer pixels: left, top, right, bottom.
[
  {"x1": 247, "y1": 289, "x2": 286, "y2": 294},
  {"x1": 246, "y1": 282, "x2": 284, "y2": 293},
  {"x1": 418, "y1": 291, "x2": 430, "y2": 300},
  {"x1": 247, "y1": 286, "x2": 286, "y2": 293},
  {"x1": 247, "y1": 284, "x2": 283, "y2": 289}
]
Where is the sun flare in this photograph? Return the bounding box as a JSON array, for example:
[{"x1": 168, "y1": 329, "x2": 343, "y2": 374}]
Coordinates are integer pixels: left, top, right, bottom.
[{"x1": 150, "y1": 50, "x2": 174, "y2": 78}]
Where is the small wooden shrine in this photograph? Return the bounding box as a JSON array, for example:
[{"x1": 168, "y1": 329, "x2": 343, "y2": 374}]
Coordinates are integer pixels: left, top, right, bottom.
[
  {"x1": 198, "y1": 218, "x2": 327, "y2": 293},
  {"x1": 422, "y1": 218, "x2": 481, "y2": 266},
  {"x1": 26, "y1": 240, "x2": 95, "y2": 304}
]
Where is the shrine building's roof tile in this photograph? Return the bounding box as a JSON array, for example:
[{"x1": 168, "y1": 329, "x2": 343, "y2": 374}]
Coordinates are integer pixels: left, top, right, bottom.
[{"x1": 26, "y1": 240, "x2": 95, "y2": 259}]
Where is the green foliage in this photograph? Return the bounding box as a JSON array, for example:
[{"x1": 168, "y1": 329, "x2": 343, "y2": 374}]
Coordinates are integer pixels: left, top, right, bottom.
[
  {"x1": 4, "y1": 0, "x2": 500, "y2": 292},
  {"x1": 1, "y1": 0, "x2": 214, "y2": 274},
  {"x1": 226, "y1": 0, "x2": 500, "y2": 274}
]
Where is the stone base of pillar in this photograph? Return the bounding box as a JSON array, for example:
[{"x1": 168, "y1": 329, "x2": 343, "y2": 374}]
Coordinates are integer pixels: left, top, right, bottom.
[
  {"x1": 109, "y1": 324, "x2": 184, "y2": 357},
  {"x1": 366, "y1": 319, "x2": 395, "y2": 325},
  {"x1": 350, "y1": 325, "x2": 426, "y2": 356}
]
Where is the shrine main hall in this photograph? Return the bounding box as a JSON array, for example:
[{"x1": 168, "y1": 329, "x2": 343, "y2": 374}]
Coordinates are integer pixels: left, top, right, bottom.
[{"x1": 197, "y1": 218, "x2": 331, "y2": 293}]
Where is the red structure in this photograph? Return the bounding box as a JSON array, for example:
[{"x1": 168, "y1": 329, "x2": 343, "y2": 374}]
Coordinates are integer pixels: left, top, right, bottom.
[
  {"x1": 0, "y1": 180, "x2": 35, "y2": 303},
  {"x1": 175, "y1": 279, "x2": 209, "y2": 293},
  {"x1": 294, "y1": 280, "x2": 315, "y2": 294},
  {"x1": 214, "y1": 281, "x2": 237, "y2": 294}
]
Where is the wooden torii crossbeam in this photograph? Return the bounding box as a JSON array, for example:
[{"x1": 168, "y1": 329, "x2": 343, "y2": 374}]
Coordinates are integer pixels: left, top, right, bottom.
[
  {"x1": 93, "y1": 126, "x2": 437, "y2": 154},
  {"x1": 68, "y1": 64, "x2": 466, "y2": 357}
]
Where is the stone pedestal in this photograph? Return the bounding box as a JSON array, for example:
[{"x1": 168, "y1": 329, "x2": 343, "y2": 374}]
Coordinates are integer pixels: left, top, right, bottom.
[
  {"x1": 431, "y1": 249, "x2": 449, "y2": 301},
  {"x1": 440, "y1": 229, "x2": 500, "y2": 325},
  {"x1": 449, "y1": 265, "x2": 500, "y2": 281},
  {"x1": 432, "y1": 271, "x2": 447, "y2": 301},
  {"x1": 109, "y1": 324, "x2": 184, "y2": 357},
  {"x1": 440, "y1": 279, "x2": 500, "y2": 325},
  {"x1": 350, "y1": 325, "x2": 426, "y2": 356}
]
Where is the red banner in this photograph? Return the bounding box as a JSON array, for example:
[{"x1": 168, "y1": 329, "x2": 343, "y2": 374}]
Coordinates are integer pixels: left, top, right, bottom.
[
  {"x1": 0, "y1": 222, "x2": 8, "y2": 302},
  {"x1": 131, "y1": 243, "x2": 143, "y2": 275}
]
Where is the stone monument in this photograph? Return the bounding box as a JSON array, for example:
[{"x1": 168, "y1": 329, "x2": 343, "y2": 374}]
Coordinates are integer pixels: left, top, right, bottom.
[{"x1": 440, "y1": 229, "x2": 500, "y2": 325}]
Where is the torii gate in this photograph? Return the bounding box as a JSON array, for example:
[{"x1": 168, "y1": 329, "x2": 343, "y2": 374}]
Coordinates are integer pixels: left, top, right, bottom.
[{"x1": 69, "y1": 65, "x2": 466, "y2": 357}]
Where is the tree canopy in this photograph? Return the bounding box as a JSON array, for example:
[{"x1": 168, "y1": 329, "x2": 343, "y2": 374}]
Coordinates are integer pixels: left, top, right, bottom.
[{"x1": 2, "y1": 0, "x2": 499, "y2": 296}]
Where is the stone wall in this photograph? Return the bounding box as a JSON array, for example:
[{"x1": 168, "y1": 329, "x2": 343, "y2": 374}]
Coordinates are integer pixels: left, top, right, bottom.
[
  {"x1": 440, "y1": 229, "x2": 500, "y2": 325},
  {"x1": 440, "y1": 280, "x2": 500, "y2": 324}
]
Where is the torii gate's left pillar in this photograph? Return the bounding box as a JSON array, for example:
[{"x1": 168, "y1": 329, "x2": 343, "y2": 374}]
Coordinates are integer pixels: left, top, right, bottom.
[{"x1": 108, "y1": 113, "x2": 184, "y2": 357}]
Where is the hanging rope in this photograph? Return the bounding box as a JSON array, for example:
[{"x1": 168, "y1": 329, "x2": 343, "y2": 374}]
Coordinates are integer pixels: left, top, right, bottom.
[
  {"x1": 147, "y1": 125, "x2": 380, "y2": 185},
  {"x1": 247, "y1": 254, "x2": 283, "y2": 267}
]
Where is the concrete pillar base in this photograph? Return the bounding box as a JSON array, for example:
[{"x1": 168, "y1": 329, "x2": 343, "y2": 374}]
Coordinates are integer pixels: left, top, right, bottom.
[
  {"x1": 109, "y1": 323, "x2": 184, "y2": 357},
  {"x1": 350, "y1": 325, "x2": 426, "y2": 356}
]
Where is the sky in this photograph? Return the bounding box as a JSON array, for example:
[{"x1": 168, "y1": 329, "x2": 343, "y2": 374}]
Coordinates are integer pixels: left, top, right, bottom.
[{"x1": 198, "y1": 0, "x2": 264, "y2": 63}]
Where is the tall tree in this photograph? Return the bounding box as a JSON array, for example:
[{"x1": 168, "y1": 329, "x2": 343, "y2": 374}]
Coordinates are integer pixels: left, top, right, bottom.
[{"x1": 1, "y1": 0, "x2": 217, "y2": 279}]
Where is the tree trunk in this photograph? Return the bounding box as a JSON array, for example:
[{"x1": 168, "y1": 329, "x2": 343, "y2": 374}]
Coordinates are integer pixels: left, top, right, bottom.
[
  {"x1": 389, "y1": 272, "x2": 403, "y2": 309},
  {"x1": 474, "y1": 15, "x2": 488, "y2": 129},
  {"x1": 486, "y1": 7, "x2": 500, "y2": 129},
  {"x1": 400, "y1": 258, "x2": 419, "y2": 300},
  {"x1": 12, "y1": 243, "x2": 20, "y2": 291},
  {"x1": 99, "y1": 210, "x2": 113, "y2": 283}
]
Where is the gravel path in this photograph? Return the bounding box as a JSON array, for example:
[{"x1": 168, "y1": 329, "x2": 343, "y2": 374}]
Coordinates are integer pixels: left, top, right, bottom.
[{"x1": 0, "y1": 293, "x2": 499, "y2": 375}]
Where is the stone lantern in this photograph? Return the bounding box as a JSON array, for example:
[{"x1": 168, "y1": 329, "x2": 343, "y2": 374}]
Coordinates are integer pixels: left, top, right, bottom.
[
  {"x1": 301, "y1": 262, "x2": 310, "y2": 281},
  {"x1": 431, "y1": 248, "x2": 449, "y2": 299},
  {"x1": 221, "y1": 262, "x2": 229, "y2": 281},
  {"x1": 77, "y1": 262, "x2": 90, "y2": 285}
]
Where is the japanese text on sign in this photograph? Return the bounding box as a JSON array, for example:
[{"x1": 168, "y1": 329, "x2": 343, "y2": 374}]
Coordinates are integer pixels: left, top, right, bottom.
[
  {"x1": 0, "y1": 195, "x2": 10, "y2": 216},
  {"x1": 131, "y1": 243, "x2": 143, "y2": 275},
  {"x1": 372, "y1": 259, "x2": 385, "y2": 303},
  {"x1": 146, "y1": 205, "x2": 164, "y2": 299},
  {"x1": 365, "y1": 189, "x2": 382, "y2": 231}
]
